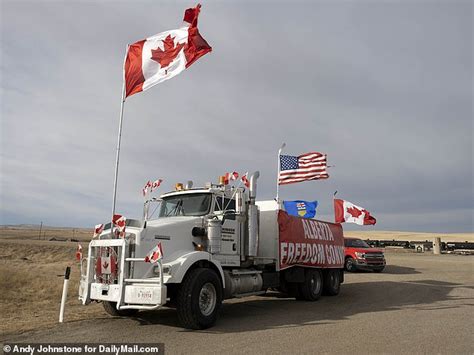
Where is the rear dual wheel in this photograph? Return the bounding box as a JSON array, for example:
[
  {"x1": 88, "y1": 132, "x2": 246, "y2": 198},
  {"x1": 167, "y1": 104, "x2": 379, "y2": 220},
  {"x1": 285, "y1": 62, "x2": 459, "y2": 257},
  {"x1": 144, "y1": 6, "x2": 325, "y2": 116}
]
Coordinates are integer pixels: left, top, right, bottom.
[
  {"x1": 323, "y1": 269, "x2": 341, "y2": 296},
  {"x1": 298, "y1": 269, "x2": 323, "y2": 301},
  {"x1": 295, "y1": 268, "x2": 341, "y2": 300}
]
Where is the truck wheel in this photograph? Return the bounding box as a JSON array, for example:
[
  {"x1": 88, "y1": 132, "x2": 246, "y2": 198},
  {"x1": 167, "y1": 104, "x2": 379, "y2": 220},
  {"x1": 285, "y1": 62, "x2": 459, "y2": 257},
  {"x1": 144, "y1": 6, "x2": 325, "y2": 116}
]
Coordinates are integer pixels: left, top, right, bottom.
[
  {"x1": 323, "y1": 269, "x2": 341, "y2": 296},
  {"x1": 176, "y1": 268, "x2": 222, "y2": 330},
  {"x1": 298, "y1": 269, "x2": 323, "y2": 301},
  {"x1": 102, "y1": 301, "x2": 138, "y2": 317},
  {"x1": 345, "y1": 257, "x2": 356, "y2": 272}
]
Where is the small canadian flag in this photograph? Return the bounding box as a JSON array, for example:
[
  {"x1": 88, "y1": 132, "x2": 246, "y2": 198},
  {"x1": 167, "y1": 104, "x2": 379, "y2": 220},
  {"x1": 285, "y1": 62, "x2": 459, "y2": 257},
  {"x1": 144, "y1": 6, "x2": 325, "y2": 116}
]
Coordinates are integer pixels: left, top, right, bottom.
[
  {"x1": 100, "y1": 256, "x2": 112, "y2": 274},
  {"x1": 75, "y1": 244, "x2": 83, "y2": 261},
  {"x1": 241, "y1": 172, "x2": 250, "y2": 188},
  {"x1": 93, "y1": 224, "x2": 104, "y2": 238},
  {"x1": 145, "y1": 243, "x2": 164, "y2": 263},
  {"x1": 224, "y1": 172, "x2": 239, "y2": 185},
  {"x1": 112, "y1": 214, "x2": 126, "y2": 238},
  {"x1": 142, "y1": 180, "x2": 152, "y2": 197},
  {"x1": 151, "y1": 179, "x2": 163, "y2": 191}
]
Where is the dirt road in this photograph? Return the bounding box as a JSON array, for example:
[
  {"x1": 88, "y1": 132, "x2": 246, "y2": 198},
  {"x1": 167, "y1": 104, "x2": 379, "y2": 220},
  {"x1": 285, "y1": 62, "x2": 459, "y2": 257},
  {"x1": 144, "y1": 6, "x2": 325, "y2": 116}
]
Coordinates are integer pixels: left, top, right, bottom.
[{"x1": 2, "y1": 253, "x2": 473, "y2": 354}]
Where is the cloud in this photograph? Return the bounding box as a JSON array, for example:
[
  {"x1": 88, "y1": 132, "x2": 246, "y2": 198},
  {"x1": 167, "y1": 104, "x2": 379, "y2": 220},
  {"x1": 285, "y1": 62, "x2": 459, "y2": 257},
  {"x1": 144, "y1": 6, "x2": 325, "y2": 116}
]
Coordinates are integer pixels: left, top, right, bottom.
[{"x1": 1, "y1": 1, "x2": 472, "y2": 232}]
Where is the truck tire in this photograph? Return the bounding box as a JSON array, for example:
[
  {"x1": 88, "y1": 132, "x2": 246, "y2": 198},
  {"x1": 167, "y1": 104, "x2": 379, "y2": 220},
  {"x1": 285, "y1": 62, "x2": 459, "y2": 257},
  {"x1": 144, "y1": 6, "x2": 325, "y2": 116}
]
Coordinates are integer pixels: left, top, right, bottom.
[
  {"x1": 345, "y1": 257, "x2": 356, "y2": 272},
  {"x1": 298, "y1": 269, "x2": 323, "y2": 301},
  {"x1": 176, "y1": 267, "x2": 222, "y2": 330},
  {"x1": 323, "y1": 269, "x2": 341, "y2": 296},
  {"x1": 102, "y1": 301, "x2": 139, "y2": 317}
]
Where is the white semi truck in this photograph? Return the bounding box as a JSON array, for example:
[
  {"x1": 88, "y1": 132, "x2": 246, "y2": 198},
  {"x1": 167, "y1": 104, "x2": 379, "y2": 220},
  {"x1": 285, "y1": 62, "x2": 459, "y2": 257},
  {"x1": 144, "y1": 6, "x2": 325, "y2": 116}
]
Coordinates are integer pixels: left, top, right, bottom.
[{"x1": 79, "y1": 172, "x2": 345, "y2": 329}]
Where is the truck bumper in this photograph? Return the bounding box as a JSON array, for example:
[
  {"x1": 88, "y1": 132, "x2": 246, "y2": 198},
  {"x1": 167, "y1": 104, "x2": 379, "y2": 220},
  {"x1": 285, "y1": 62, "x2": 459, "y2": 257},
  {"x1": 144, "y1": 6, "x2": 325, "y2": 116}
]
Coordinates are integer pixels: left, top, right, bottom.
[{"x1": 79, "y1": 238, "x2": 167, "y2": 311}]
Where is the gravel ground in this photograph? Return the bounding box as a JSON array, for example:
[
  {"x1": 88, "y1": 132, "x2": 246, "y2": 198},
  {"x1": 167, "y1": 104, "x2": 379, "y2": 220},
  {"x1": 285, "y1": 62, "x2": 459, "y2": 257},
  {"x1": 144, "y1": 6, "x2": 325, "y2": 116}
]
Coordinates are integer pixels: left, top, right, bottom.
[{"x1": 2, "y1": 252, "x2": 473, "y2": 355}]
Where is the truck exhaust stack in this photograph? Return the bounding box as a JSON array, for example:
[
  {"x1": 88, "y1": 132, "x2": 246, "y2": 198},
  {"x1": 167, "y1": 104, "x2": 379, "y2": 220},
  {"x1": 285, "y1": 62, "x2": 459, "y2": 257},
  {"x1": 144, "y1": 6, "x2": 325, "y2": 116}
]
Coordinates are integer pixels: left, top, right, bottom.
[{"x1": 248, "y1": 171, "x2": 260, "y2": 257}]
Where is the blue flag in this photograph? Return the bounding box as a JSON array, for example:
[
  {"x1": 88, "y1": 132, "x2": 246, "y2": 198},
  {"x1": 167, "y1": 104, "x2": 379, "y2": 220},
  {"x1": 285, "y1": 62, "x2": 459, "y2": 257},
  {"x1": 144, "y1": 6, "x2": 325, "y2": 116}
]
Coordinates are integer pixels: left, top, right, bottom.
[{"x1": 283, "y1": 200, "x2": 318, "y2": 218}]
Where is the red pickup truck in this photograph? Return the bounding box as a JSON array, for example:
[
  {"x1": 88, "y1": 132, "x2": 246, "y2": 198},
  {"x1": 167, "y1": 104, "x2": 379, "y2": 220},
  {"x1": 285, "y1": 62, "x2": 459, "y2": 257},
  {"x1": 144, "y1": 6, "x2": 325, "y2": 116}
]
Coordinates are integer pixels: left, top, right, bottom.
[{"x1": 344, "y1": 238, "x2": 385, "y2": 272}]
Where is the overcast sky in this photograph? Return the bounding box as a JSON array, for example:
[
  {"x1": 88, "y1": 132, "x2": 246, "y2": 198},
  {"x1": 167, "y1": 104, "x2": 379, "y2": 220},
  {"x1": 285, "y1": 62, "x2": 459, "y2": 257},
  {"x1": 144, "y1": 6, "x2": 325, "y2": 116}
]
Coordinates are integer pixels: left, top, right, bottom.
[{"x1": 1, "y1": 1, "x2": 472, "y2": 232}]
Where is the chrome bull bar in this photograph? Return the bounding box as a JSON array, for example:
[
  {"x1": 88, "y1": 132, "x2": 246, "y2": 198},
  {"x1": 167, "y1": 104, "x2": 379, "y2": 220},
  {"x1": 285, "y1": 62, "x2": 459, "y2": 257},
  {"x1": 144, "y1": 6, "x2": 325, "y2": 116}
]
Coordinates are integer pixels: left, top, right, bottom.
[{"x1": 79, "y1": 238, "x2": 166, "y2": 311}]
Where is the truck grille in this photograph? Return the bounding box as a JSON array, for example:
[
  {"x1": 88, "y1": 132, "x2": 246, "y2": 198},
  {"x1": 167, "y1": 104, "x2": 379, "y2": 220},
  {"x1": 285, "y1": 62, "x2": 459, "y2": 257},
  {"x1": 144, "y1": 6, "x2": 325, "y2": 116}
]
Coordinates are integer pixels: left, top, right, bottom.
[
  {"x1": 365, "y1": 253, "x2": 383, "y2": 258},
  {"x1": 364, "y1": 252, "x2": 385, "y2": 265}
]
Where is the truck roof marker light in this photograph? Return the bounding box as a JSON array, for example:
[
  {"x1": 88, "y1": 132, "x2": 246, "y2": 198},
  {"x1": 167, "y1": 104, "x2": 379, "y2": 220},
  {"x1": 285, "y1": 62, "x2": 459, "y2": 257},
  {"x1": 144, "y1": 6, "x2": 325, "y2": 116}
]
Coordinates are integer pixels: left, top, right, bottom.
[{"x1": 175, "y1": 183, "x2": 184, "y2": 191}]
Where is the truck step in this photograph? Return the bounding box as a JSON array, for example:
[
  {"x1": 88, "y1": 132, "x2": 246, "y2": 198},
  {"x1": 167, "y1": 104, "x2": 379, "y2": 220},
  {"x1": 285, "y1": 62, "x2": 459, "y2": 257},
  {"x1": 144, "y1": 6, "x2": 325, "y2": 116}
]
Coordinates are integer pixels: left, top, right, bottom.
[{"x1": 233, "y1": 291, "x2": 266, "y2": 298}]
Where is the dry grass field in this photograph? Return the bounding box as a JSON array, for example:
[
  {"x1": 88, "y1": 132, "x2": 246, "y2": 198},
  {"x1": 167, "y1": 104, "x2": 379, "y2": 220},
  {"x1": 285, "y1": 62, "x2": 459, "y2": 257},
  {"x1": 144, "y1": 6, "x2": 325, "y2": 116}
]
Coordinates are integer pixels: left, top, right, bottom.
[
  {"x1": 0, "y1": 226, "x2": 472, "y2": 338},
  {"x1": 0, "y1": 227, "x2": 102, "y2": 337}
]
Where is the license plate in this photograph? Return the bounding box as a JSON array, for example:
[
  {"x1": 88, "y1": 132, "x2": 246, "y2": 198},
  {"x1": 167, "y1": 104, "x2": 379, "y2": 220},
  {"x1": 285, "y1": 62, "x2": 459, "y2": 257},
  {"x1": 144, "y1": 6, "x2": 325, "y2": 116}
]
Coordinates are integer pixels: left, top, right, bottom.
[
  {"x1": 124, "y1": 285, "x2": 161, "y2": 304},
  {"x1": 137, "y1": 289, "x2": 154, "y2": 301}
]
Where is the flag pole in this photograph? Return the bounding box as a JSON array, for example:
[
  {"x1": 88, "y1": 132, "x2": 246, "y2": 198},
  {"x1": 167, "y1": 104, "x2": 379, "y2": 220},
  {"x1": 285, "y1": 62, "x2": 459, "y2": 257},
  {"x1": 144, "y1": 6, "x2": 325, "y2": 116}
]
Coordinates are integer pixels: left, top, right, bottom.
[
  {"x1": 111, "y1": 45, "x2": 129, "y2": 234},
  {"x1": 276, "y1": 142, "x2": 286, "y2": 202}
]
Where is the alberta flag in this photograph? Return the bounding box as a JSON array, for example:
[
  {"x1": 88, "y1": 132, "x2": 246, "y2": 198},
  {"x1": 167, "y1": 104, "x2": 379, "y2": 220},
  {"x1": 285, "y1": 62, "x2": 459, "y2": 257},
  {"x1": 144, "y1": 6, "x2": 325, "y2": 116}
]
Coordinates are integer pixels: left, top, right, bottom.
[{"x1": 283, "y1": 200, "x2": 318, "y2": 219}]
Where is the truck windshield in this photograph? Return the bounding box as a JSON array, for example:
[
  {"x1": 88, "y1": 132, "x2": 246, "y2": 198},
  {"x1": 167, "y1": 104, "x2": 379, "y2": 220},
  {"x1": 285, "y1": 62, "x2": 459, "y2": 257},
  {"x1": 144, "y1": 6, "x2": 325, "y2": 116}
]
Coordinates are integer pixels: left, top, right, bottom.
[
  {"x1": 158, "y1": 193, "x2": 211, "y2": 217},
  {"x1": 344, "y1": 239, "x2": 371, "y2": 248}
]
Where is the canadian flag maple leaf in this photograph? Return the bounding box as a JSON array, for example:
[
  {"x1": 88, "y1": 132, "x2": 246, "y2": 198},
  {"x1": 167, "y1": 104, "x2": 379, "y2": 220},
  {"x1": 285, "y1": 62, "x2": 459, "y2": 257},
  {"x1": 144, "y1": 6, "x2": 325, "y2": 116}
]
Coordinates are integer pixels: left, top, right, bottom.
[
  {"x1": 347, "y1": 206, "x2": 363, "y2": 218},
  {"x1": 150, "y1": 35, "x2": 185, "y2": 69},
  {"x1": 102, "y1": 261, "x2": 109, "y2": 269}
]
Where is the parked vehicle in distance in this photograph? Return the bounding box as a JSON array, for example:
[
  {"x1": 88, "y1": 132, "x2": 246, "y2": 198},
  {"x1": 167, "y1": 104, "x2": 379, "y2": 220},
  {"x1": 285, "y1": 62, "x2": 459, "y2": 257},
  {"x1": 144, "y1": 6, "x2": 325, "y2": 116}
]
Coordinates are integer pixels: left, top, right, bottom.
[{"x1": 344, "y1": 238, "x2": 385, "y2": 272}]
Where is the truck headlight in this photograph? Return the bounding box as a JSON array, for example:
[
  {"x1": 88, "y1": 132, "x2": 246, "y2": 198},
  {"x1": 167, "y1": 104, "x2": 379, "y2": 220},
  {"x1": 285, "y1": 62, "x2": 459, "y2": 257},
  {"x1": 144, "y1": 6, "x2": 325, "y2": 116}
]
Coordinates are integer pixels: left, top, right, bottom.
[{"x1": 355, "y1": 252, "x2": 365, "y2": 259}]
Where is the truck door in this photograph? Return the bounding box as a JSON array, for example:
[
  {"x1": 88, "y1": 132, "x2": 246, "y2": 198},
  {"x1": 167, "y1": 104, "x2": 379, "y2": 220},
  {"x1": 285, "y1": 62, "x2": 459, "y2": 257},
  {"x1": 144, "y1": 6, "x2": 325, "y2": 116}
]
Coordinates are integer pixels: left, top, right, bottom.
[{"x1": 214, "y1": 196, "x2": 239, "y2": 256}]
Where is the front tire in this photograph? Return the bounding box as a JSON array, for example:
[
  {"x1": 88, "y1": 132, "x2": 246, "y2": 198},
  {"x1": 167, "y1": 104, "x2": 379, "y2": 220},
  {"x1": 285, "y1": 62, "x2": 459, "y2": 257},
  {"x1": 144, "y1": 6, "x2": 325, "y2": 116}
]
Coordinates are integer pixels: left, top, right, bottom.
[
  {"x1": 176, "y1": 268, "x2": 222, "y2": 330},
  {"x1": 345, "y1": 257, "x2": 357, "y2": 272},
  {"x1": 102, "y1": 301, "x2": 138, "y2": 317},
  {"x1": 298, "y1": 269, "x2": 323, "y2": 301}
]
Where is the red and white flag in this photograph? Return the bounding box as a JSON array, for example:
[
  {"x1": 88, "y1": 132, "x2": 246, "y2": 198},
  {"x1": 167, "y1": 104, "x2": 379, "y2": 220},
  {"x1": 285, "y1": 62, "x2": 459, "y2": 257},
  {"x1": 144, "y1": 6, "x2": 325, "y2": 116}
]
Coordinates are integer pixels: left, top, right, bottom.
[
  {"x1": 224, "y1": 171, "x2": 239, "y2": 185},
  {"x1": 93, "y1": 224, "x2": 104, "y2": 238},
  {"x1": 75, "y1": 244, "x2": 83, "y2": 261},
  {"x1": 99, "y1": 256, "x2": 112, "y2": 274},
  {"x1": 151, "y1": 179, "x2": 163, "y2": 191},
  {"x1": 142, "y1": 180, "x2": 152, "y2": 197},
  {"x1": 241, "y1": 172, "x2": 250, "y2": 188},
  {"x1": 125, "y1": 4, "x2": 212, "y2": 98},
  {"x1": 334, "y1": 199, "x2": 376, "y2": 226},
  {"x1": 145, "y1": 243, "x2": 164, "y2": 263},
  {"x1": 112, "y1": 214, "x2": 126, "y2": 238}
]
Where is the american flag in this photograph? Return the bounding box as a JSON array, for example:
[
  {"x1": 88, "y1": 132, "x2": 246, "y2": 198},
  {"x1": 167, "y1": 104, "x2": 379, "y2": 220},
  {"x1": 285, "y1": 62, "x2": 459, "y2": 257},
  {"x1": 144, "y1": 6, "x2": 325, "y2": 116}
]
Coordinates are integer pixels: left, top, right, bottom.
[{"x1": 278, "y1": 152, "x2": 329, "y2": 185}]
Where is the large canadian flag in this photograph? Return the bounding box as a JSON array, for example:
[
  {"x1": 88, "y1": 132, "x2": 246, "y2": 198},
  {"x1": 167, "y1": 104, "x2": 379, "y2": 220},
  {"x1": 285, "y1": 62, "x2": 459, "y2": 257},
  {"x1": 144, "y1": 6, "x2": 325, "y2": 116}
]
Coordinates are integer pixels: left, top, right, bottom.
[
  {"x1": 125, "y1": 4, "x2": 212, "y2": 98},
  {"x1": 334, "y1": 199, "x2": 376, "y2": 226}
]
